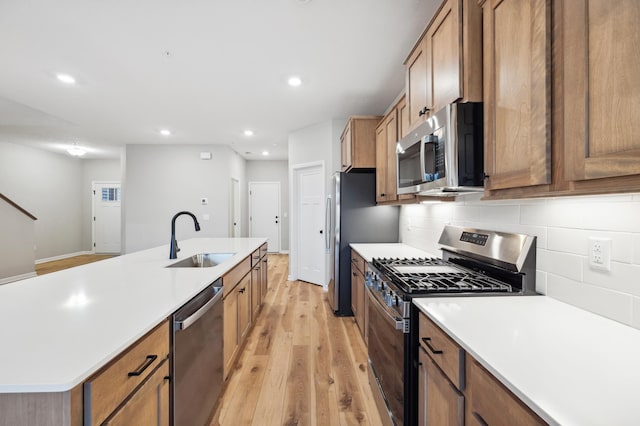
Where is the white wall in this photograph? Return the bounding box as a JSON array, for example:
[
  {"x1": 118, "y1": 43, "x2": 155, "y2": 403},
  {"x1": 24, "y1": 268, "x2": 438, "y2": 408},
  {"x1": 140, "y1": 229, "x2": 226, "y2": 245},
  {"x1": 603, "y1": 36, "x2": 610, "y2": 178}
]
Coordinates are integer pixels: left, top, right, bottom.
[
  {"x1": 0, "y1": 198, "x2": 36, "y2": 281},
  {"x1": 0, "y1": 142, "x2": 84, "y2": 260},
  {"x1": 246, "y1": 160, "x2": 289, "y2": 252},
  {"x1": 123, "y1": 144, "x2": 247, "y2": 254},
  {"x1": 400, "y1": 193, "x2": 640, "y2": 330},
  {"x1": 287, "y1": 119, "x2": 347, "y2": 284}
]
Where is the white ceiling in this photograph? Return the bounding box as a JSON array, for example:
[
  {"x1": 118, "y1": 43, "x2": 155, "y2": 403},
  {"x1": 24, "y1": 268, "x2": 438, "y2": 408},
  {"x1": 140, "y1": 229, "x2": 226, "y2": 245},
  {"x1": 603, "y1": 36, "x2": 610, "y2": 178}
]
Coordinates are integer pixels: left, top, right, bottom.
[{"x1": 0, "y1": 0, "x2": 438, "y2": 160}]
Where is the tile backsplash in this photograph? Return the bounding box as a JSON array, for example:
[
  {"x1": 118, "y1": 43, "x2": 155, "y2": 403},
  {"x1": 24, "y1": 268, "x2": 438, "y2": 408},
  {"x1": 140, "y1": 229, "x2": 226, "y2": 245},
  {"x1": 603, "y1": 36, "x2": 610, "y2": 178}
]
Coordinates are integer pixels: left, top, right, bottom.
[{"x1": 399, "y1": 193, "x2": 640, "y2": 330}]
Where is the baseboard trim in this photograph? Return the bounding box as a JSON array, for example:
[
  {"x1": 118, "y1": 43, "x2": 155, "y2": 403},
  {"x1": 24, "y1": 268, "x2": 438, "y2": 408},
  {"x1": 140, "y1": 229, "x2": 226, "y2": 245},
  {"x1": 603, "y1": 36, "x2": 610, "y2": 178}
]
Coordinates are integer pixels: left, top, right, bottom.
[
  {"x1": 279, "y1": 250, "x2": 290, "y2": 254},
  {"x1": 35, "y1": 251, "x2": 93, "y2": 264},
  {"x1": 288, "y1": 275, "x2": 294, "y2": 281},
  {"x1": 0, "y1": 272, "x2": 37, "y2": 285}
]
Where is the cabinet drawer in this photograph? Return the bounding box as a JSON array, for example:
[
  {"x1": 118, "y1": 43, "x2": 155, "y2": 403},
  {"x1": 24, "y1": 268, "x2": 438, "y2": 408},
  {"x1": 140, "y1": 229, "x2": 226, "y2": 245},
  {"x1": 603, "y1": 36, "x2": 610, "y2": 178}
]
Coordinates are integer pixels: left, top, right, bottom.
[
  {"x1": 466, "y1": 357, "x2": 546, "y2": 426},
  {"x1": 84, "y1": 321, "x2": 170, "y2": 425},
  {"x1": 419, "y1": 313, "x2": 465, "y2": 389},
  {"x1": 259, "y1": 243, "x2": 268, "y2": 258},
  {"x1": 224, "y1": 256, "x2": 251, "y2": 294},
  {"x1": 350, "y1": 250, "x2": 365, "y2": 274}
]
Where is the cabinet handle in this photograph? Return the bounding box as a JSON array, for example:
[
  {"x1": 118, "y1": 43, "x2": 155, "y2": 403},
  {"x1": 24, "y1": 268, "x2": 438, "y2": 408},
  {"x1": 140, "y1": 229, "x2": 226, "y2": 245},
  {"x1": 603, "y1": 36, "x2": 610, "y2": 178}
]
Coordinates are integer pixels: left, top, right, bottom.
[
  {"x1": 352, "y1": 272, "x2": 357, "y2": 277},
  {"x1": 164, "y1": 376, "x2": 171, "y2": 382},
  {"x1": 421, "y1": 337, "x2": 443, "y2": 355},
  {"x1": 472, "y1": 412, "x2": 489, "y2": 426},
  {"x1": 380, "y1": 193, "x2": 386, "y2": 197},
  {"x1": 239, "y1": 287, "x2": 246, "y2": 294},
  {"x1": 255, "y1": 267, "x2": 261, "y2": 270},
  {"x1": 418, "y1": 107, "x2": 430, "y2": 117},
  {"x1": 483, "y1": 173, "x2": 490, "y2": 180},
  {"x1": 128, "y1": 355, "x2": 158, "y2": 377}
]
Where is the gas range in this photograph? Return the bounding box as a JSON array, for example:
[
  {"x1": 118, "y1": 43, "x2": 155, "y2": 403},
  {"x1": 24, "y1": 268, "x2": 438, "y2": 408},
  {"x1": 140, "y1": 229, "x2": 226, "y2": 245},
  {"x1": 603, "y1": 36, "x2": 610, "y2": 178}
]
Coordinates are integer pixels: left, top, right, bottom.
[{"x1": 366, "y1": 226, "x2": 539, "y2": 426}]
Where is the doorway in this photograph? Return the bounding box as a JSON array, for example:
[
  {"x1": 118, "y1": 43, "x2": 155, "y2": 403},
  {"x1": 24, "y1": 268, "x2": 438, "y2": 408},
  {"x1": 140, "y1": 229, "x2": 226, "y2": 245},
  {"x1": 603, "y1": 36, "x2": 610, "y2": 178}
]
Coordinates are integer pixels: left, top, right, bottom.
[
  {"x1": 92, "y1": 181, "x2": 121, "y2": 254},
  {"x1": 249, "y1": 182, "x2": 281, "y2": 252},
  {"x1": 292, "y1": 162, "x2": 325, "y2": 286},
  {"x1": 230, "y1": 178, "x2": 241, "y2": 237}
]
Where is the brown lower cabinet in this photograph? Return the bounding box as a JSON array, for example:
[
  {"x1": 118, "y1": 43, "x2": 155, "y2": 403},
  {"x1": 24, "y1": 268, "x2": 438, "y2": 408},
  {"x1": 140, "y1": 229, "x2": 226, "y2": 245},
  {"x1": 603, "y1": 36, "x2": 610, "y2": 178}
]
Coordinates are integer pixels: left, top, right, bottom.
[
  {"x1": 350, "y1": 250, "x2": 366, "y2": 339},
  {"x1": 418, "y1": 311, "x2": 546, "y2": 425}
]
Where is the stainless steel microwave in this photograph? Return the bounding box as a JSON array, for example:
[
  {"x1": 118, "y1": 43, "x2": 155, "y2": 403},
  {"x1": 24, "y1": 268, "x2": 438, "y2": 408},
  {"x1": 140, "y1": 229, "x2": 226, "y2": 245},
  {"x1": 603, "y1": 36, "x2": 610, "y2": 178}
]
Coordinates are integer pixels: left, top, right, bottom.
[{"x1": 396, "y1": 102, "x2": 484, "y2": 195}]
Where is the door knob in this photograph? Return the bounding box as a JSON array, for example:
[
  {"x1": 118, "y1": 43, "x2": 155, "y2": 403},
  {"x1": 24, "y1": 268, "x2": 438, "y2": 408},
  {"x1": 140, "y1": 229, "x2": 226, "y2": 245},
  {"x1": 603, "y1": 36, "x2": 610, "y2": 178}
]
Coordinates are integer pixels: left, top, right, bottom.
[{"x1": 319, "y1": 230, "x2": 323, "y2": 234}]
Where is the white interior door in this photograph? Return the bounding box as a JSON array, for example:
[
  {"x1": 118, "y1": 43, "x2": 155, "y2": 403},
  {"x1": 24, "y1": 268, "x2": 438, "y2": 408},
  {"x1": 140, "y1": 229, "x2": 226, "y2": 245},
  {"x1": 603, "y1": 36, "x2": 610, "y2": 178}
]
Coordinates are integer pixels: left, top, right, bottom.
[
  {"x1": 93, "y1": 181, "x2": 121, "y2": 253},
  {"x1": 249, "y1": 182, "x2": 280, "y2": 252},
  {"x1": 296, "y1": 165, "x2": 324, "y2": 285},
  {"x1": 230, "y1": 178, "x2": 241, "y2": 237}
]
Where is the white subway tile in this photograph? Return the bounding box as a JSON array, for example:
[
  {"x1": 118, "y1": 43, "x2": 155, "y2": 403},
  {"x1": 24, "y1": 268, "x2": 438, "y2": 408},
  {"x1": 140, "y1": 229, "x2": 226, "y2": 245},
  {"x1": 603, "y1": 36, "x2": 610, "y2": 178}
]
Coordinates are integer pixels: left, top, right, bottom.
[
  {"x1": 633, "y1": 235, "x2": 640, "y2": 265},
  {"x1": 548, "y1": 228, "x2": 633, "y2": 263},
  {"x1": 547, "y1": 274, "x2": 633, "y2": 325},
  {"x1": 632, "y1": 298, "x2": 640, "y2": 330},
  {"x1": 535, "y1": 270, "x2": 548, "y2": 294},
  {"x1": 537, "y1": 249, "x2": 583, "y2": 282},
  {"x1": 583, "y1": 262, "x2": 640, "y2": 297}
]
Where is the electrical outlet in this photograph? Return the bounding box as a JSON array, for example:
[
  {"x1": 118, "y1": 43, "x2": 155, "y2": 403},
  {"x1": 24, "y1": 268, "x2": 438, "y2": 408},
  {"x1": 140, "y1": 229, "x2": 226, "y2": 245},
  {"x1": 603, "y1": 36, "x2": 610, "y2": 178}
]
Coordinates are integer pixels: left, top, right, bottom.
[{"x1": 589, "y1": 237, "x2": 611, "y2": 271}]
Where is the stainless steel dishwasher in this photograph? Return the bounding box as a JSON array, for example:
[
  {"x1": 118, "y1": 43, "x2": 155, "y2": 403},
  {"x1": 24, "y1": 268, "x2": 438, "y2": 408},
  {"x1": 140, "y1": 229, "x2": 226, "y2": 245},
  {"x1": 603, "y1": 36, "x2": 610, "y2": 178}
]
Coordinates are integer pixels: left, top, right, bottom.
[{"x1": 171, "y1": 279, "x2": 223, "y2": 426}]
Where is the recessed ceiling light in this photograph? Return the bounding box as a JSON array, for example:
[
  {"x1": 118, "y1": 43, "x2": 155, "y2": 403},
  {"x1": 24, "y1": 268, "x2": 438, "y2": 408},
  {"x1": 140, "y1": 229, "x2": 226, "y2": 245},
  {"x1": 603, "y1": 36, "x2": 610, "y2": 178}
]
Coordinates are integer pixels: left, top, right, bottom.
[
  {"x1": 262, "y1": 151, "x2": 269, "y2": 156},
  {"x1": 57, "y1": 73, "x2": 76, "y2": 84},
  {"x1": 160, "y1": 129, "x2": 171, "y2": 136},
  {"x1": 67, "y1": 143, "x2": 86, "y2": 157},
  {"x1": 288, "y1": 76, "x2": 302, "y2": 87},
  {"x1": 244, "y1": 130, "x2": 254, "y2": 136}
]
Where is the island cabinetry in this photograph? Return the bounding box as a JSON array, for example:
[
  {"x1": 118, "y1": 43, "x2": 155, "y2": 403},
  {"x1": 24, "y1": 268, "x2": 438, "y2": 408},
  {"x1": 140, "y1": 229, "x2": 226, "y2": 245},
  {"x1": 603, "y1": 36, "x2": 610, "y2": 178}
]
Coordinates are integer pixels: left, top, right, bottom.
[
  {"x1": 340, "y1": 116, "x2": 382, "y2": 172},
  {"x1": 405, "y1": 0, "x2": 482, "y2": 133},
  {"x1": 250, "y1": 242, "x2": 269, "y2": 315},
  {"x1": 84, "y1": 321, "x2": 170, "y2": 425},
  {"x1": 223, "y1": 256, "x2": 251, "y2": 379},
  {"x1": 350, "y1": 250, "x2": 366, "y2": 338},
  {"x1": 481, "y1": 0, "x2": 551, "y2": 193}
]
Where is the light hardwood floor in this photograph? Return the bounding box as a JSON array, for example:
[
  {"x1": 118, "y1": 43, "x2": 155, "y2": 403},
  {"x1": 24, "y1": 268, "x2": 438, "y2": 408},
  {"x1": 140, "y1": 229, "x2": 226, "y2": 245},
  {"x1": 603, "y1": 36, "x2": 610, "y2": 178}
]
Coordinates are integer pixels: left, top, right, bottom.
[
  {"x1": 213, "y1": 254, "x2": 383, "y2": 426},
  {"x1": 35, "y1": 254, "x2": 117, "y2": 275}
]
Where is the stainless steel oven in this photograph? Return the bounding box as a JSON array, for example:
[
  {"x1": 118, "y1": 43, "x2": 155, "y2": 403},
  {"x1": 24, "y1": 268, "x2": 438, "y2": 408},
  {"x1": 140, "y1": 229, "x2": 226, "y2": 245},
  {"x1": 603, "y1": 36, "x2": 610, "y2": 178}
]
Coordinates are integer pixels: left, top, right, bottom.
[{"x1": 366, "y1": 226, "x2": 538, "y2": 426}]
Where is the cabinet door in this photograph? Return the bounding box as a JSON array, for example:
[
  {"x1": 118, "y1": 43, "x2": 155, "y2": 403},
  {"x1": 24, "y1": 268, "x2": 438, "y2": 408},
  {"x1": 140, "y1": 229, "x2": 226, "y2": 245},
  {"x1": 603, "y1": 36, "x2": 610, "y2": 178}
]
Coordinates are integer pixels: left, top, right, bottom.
[
  {"x1": 418, "y1": 347, "x2": 464, "y2": 426},
  {"x1": 261, "y1": 257, "x2": 268, "y2": 303},
  {"x1": 398, "y1": 96, "x2": 409, "y2": 140},
  {"x1": 237, "y1": 274, "x2": 251, "y2": 342},
  {"x1": 406, "y1": 39, "x2": 429, "y2": 131},
  {"x1": 426, "y1": 0, "x2": 462, "y2": 112},
  {"x1": 104, "y1": 360, "x2": 169, "y2": 426},
  {"x1": 355, "y1": 270, "x2": 365, "y2": 338},
  {"x1": 251, "y1": 266, "x2": 261, "y2": 319},
  {"x1": 351, "y1": 262, "x2": 358, "y2": 317},
  {"x1": 341, "y1": 122, "x2": 352, "y2": 171},
  {"x1": 384, "y1": 111, "x2": 399, "y2": 202},
  {"x1": 223, "y1": 291, "x2": 238, "y2": 378},
  {"x1": 375, "y1": 123, "x2": 388, "y2": 202},
  {"x1": 483, "y1": 0, "x2": 551, "y2": 191},
  {"x1": 564, "y1": 0, "x2": 640, "y2": 183}
]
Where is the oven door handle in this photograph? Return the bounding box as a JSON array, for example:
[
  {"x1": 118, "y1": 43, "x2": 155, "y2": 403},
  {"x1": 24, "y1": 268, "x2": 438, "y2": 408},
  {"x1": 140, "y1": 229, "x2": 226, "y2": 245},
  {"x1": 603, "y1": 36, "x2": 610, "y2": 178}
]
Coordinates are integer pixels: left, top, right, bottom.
[{"x1": 367, "y1": 288, "x2": 407, "y2": 332}]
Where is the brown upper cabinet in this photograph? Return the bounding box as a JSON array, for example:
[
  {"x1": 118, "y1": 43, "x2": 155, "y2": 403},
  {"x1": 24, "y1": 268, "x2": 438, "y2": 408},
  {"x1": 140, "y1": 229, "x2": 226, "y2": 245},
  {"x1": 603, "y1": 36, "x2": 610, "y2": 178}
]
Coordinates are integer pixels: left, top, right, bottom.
[
  {"x1": 340, "y1": 116, "x2": 381, "y2": 172},
  {"x1": 483, "y1": 0, "x2": 640, "y2": 199},
  {"x1": 375, "y1": 99, "x2": 401, "y2": 203},
  {"x1": 563, "y1": 0, "x2": 640, "y2": 187},
  {"x1": 405, "y1": 0, "x2": 482, "y2": 133},
  {"x1": 481, "y1": 0, "x2": 551, "y2": 193}
]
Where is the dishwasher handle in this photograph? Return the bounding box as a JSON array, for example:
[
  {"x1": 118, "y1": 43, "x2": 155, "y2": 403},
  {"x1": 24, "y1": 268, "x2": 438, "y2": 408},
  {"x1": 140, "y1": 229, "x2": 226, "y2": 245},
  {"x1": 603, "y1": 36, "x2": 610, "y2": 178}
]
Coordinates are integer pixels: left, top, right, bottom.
[{"x1": 175, "y1": 287, "x2": 223, "y2": 330}]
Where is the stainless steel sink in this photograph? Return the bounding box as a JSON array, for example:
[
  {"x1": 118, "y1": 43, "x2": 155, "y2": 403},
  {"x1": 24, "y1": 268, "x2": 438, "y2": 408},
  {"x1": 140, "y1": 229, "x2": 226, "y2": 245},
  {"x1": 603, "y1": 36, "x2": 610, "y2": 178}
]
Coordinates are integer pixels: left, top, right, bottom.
[{"x1": 166, "y1": 252, "x2": 235, "y2": 268}]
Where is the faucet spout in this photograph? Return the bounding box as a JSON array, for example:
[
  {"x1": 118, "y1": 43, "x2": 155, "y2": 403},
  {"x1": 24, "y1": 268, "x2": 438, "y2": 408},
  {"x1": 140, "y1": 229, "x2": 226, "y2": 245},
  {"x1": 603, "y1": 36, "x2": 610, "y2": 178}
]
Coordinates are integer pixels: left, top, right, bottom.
[{"x1": 169, "y1": 211, "x2": 201, "y2": 259}]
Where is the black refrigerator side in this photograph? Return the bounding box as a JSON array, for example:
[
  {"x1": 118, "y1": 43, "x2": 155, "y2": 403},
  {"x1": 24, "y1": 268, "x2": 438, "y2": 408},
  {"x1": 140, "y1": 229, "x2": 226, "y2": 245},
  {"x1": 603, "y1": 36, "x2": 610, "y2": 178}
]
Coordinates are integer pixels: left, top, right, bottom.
[{"x1": 331, "y1": 171, "x2": 399, "y2": 316}]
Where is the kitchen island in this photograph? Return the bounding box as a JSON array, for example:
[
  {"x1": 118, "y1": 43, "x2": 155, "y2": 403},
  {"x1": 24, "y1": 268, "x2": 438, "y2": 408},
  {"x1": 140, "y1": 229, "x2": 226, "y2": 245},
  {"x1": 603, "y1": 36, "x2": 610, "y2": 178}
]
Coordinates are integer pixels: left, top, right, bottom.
[{"x1": 0, "y1": 238, "x2": 265, "y2": 423}]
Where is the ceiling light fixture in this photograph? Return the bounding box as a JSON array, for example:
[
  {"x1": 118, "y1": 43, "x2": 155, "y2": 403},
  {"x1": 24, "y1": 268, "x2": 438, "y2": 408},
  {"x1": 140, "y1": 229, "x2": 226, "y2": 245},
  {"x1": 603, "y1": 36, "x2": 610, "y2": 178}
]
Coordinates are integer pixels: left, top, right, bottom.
[
  {"x1": 67, "y1": 143, "x2": 86, "y2": 157},
  {"x1": 244, "y1": 130, "x2": 254, "y2": 136},
  {"x1": 262, "y1": 151, "x2": 269, "y2": 156},
  {"x1": 56, "y1": 73, "x2": 76, "y2": 84},
  {"x1": 160, "y1": 129, "x2": 171, "y2": 136},
  {"x1": 288, "y1": 76, "x2": 302, "y2": 87}
]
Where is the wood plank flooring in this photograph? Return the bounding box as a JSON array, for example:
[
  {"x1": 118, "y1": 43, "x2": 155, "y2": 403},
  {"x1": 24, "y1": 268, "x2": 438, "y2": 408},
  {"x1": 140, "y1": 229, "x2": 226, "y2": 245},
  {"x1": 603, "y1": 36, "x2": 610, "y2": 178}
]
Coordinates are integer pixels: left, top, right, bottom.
[
  {"x1": 213, "y1": 254, "x2": 383, "y2": 426},
  {"x1": 35, "y1": 254, "x2": 117, "y2": 275}
]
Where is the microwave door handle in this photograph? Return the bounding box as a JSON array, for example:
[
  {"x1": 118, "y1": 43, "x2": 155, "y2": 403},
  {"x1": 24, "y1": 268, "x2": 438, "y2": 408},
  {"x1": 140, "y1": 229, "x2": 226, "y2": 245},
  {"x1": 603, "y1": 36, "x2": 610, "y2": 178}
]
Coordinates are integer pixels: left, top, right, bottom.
[{"x1": 420, "y1": 137, "x2": 427, "y2": 179}]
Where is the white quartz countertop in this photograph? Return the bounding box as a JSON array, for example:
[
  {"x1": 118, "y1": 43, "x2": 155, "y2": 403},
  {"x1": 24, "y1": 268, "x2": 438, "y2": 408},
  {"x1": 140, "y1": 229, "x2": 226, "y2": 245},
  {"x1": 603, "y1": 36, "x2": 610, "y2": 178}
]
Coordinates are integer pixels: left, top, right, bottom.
[
  {"x1": 349, "y1": 243, "x2": 437, "y2": 262},
  {"x1": 0, "y1": 237, "x2": 265, "y2": 393},
  {"x1": 413, "y1": 296, "x2": 640, "y2": 426}
]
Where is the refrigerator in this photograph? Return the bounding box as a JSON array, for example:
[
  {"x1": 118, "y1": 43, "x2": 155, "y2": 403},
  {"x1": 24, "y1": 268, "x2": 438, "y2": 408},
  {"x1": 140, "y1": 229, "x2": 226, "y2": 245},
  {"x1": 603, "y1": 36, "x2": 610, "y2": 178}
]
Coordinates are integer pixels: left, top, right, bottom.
[{"x1": 328, "y1": 171, "x2": 399, "y2": 316}]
